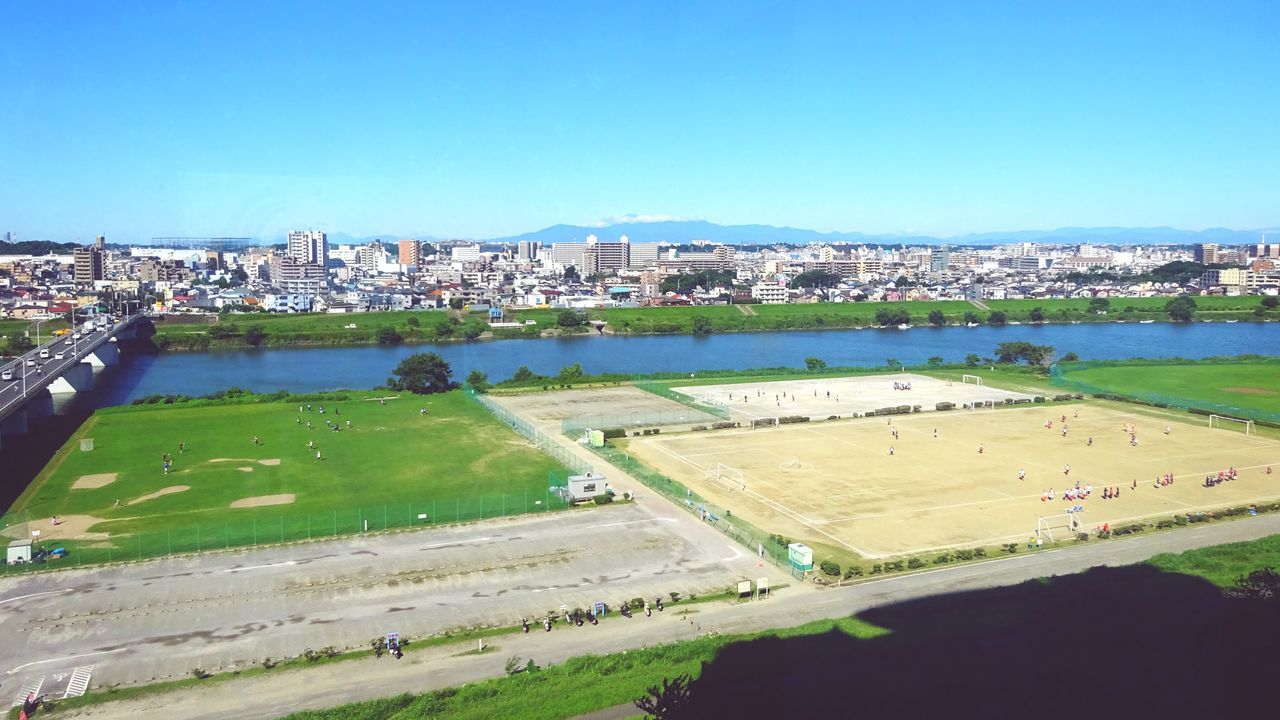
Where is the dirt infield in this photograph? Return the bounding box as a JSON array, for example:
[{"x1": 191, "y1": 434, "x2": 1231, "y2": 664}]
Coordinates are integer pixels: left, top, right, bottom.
[
  {"x1": 491, "y1": 386, "x2": 719, "y2": 433},
  {"x1": 230, "y1": 494, "x2": 296, "y2": 508},
  {"x1": 73, "y1": 473, "x2": 118, "y2": 489},
  {"x1": 130, "y1": 485, "x2": 190, "y2": 505},
  {"x1": 673, "y1": 373, "x2": 1034, "y2": 421},
  {"x1": 626, "y1": 403, "x2": 1280, "y2": 558}
]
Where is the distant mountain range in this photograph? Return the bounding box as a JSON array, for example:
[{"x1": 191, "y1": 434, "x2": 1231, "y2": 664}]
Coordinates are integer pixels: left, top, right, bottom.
[{"x1": 284, "y1": 222, "x2": 1278, "y2": 248}]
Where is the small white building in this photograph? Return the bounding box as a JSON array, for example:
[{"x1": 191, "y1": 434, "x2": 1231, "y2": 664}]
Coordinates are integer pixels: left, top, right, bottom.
[
  {"x1": 7, "y1": 539, "x2": 32, "y2": 565},
  {"x1": 566, "y1": 473, "x2": 610, "y2": 503},
  {"x1": 750, "y1": 283, "x2": 788, "y2": 304}
]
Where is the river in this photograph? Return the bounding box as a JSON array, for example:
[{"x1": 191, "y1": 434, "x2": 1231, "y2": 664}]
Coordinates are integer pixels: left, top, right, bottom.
[{"x1": 2, "y1": 321, "x2": 1277, "y2": 507}]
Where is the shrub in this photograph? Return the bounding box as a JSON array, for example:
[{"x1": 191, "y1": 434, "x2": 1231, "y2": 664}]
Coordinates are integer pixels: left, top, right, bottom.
[
  {"x1": 692, "y1": 425, "x2": 708, "y2": 431},
  {"x1": 908, "y1": 557, "x2": 926, "y2": 569},
  {"x1": 593, "y1": 494, "x2": 614, "y2": 505},
  {"x1": 843, "y1": 567, "x2": 864, "y2": 579},
  {"x1": 936, "y1": 402, "x2": 955, "y2": 411},
  {"x1": 1033, "y1": 396, "x2": 1046, "y2": 403},
  {"x1": 819, "y1": 560, "x2": 841, "y2": 576},
  {"x1": 779, "y1": 415, "x2": 810, "y2": 424},
  {"x1": 601, "y1": 428, "x2": 627, "y2": 439},
  {"x1": 870, "y1": 564, "x2": 883, "y2": 575},
  {"x1": 711, "y1": 421, "x2": 737, "y2": 430},
  {"x1": 932, "y1": 553, "x2": 951, "y2": 565},
  {"x1": 973, "y1": 548, "x2": 986, "y2": 558}
]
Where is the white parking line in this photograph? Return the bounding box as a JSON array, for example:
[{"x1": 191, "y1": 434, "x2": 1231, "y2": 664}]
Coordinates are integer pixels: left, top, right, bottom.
[
  {"x1": 0, "y1": 589, "x2": 73, "y2": 605},
  {"x1": 222, "y1": 560, "x2": 297, "y2": 573},
  {"x1": 7, "y1": 649, "x2": 126, "y2": 675},
  {"x1": 419, "y1": 537, "x2": 492, "y2": 550}
]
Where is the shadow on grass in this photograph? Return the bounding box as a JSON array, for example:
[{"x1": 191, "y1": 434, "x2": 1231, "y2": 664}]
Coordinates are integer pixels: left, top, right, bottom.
[{"x1": 679, "y1": 565, "x2": 1278, "y2": 719}]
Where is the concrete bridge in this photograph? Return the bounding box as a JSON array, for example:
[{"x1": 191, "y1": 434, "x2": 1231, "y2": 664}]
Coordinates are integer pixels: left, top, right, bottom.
[{"x1": 0, "y1": 313, "x2": 149, "y2": 451}]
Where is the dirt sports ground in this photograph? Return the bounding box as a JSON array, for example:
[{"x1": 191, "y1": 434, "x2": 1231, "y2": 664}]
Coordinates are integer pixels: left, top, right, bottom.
[{"x1": 623, "y1": 374, "x2": 1280, "y2": 558}]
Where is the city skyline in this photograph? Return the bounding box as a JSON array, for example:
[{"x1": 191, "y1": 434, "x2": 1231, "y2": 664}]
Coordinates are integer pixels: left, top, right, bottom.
[{"x1": 2, "y1": 1, "x2": 1278, "y2": 242}]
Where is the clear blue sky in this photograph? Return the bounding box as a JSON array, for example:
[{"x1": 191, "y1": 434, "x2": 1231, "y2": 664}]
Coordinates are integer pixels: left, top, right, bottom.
[{"x1": 1, "y1": 1, "x2": 1277, "y2": 242}]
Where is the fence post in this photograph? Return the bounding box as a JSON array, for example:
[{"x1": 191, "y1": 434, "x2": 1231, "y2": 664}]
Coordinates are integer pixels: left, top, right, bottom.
[
  {"x1": 308, "y1": 513, "x2": 311, "y2": 540},
  {"x1": 432, "y1": 500, "x2": 436, "y2": 525},
  {"x1": 225, "y1": 522, "x2": 229, "y2": 549},
  {"x1": 456, "y1": 499, "x2": 459, "y2": 522},
  {"x1": 253, "y1": 519, "x2": 257, "y2": 546},
  {"x1": 333, "y1": 510, "x2": 337, "y2": 537},
  {"x1": 197, "y1": 526, "x2": 201, "y2": 552}
]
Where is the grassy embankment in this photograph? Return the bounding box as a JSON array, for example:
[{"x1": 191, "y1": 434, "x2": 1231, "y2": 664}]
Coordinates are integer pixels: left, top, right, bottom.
[
  {"x1": 1052, "y1": 357, "x2": 1280, "y2": 419},
  {"x1": 0, "y1": 318, "x2": 72, "y2": 355},
  {"x1": 2, "y1": 389, "x2": 567, "y2": 569},
  {"x1": 146, "y1": 296, "x2": 1277, "y2": 349}
]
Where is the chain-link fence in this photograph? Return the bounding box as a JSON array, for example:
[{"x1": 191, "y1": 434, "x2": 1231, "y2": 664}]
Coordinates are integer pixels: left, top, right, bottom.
[
  {"x1": 464, "y1": 386, "x2": 594, "y2": 474},
  {"x1": 1051, "y1": 360, "x2": 1280, "y2": 424},
  {"x1": 0, "y1": 489, "x2": 571, "y2": 576},
  {"x1": 586, "y1": 443, "x2": 801, "y2": 578}
]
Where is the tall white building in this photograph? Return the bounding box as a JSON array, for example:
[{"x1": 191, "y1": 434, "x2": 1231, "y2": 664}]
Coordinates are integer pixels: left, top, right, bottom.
[{"x1": 287, "y1": 230, "x2": 329, "y2": 267}]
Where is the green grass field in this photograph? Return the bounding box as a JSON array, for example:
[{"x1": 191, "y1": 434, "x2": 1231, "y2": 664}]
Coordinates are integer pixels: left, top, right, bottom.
[
  {"x1": 1053, "y1": 359, "x2": 1280, "y2": 419},
  {"x1": 3, "y1": 390, "x2": 568, "y2": 562}
]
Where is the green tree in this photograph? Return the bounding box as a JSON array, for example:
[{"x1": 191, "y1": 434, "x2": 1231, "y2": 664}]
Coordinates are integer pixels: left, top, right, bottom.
[
  {"x1": 556, "y1": 363, "x2": 585, "y2": 383},
  {"x1": 885, "y1": 357, "x2": 901, "y2": 368},
  {"x1": 387, "y1": 352, "x2": 454, "y2": 394},
  {"x1": 461, "y1": 323, "x2": 485, "y2": 340},
  {"x1": 465, "y1": 369, "x2": 489, "y2": 391},
  {"x1": 964, "y1": 353, "x2": 982, "y2": 367},
  {"x1": 377, "y1": 327, "x2": 404, "y2": 344},
  {"x1": 963, "y1": 311, "x2": 983, "y2": 325},
  {"x1": 1061, "y1": 351, "x2": 1080, "y2": 362},
  {"x1": 406, "y1": 315, "x2": 421, "y2": 327},
  {"x1": 1029, "y1": 307, "x2": 1045, "y2": 323},
  {"x1": 1225, "y1": 566, "x2": 1280, "y2": 601},
  {"x1": 789, "y1": 270, "x2": 843, "y2": 289},
  {"x1": 927, "y1": 356, "x2": 944, "y2": 367},
  {"x1": 1088, "y1": 297, "x2": 1111, "y2": 314},
  {"x1": 634, "y1": 674, "x2": 693, "y2": 720},
  {"x1": 994, "y1": 341, "x2": 1055, "y2": 366},
  {"x1": 448, "y1": 298, "x2": 465, "y2": 310},
  {"x1": 511, "y1": 365, "x2": 535, "y2": 382},
  {"x1": 1261, "y1": 296, "x2": 1278, "y2": 309},
  {"x1": 562, "y1": 265, "x2": 581, "y2": 282},
  {"x1": 804, "y1": 357, "x2": 827, "y2": 371},
  {"x1": 987, "y1": 310, "x2": 1007, "y2": 326},
  {"x1": 557, "y1": 310, "x2": 584, "y2": 328},
  {"x1": 927, "y1": 309, "x2": 945, "y2": 327},
  {"x1": 1165, "y1": 295, "x2": 1197, "y2": 322},
  {"x1": 691, "y1": 315, "x2": 712, "y2": 335},
  {"x1": 244, "y1": 326, "x2": 267, "y2": 347},
  {"x1": 7, "y1": 332, "x2": 34, "y2": 353}
]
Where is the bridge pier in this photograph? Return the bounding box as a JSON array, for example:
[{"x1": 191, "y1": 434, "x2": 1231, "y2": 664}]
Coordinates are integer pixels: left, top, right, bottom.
[
  {"x1": 85, "y1": 341, "x2": 120, "y2": 367},
  {"x1": 47, "y1": 362, "x2": 95, "y2": 395}
]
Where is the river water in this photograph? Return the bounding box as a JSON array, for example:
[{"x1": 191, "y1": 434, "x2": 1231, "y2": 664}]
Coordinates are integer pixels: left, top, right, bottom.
[{"x1": 2, "y1": 322, "x2": 1277, "y2": 506}]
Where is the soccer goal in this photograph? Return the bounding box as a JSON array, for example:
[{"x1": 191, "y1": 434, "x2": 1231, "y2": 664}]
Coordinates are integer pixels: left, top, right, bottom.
[
  {"x1": 1208, "y1": 415, "x2": 1255, "y2": 435},
  {"x1": 967, "y1": 398, "x2": 997, "y2": 410},
  {"x1": 1036, "y1": 513, "x2": 1081, "y2": 542},
  {"x1": 961, "y1": 374, "x2": 984, "y2": 386},
  {"x1": 705, "y1": 463, "x2": 746, "y2": 492}
]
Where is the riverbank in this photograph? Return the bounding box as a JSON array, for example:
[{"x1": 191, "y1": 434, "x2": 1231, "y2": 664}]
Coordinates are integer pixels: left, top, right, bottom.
[{"x1": 146, "y1": 296, "x2": 1277, "y2": 351}]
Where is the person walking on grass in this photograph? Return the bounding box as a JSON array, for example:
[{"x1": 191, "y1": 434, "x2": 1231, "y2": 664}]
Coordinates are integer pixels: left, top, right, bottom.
[{"x1": 316, "y1": 450, "x2": 322, "y2": 462}]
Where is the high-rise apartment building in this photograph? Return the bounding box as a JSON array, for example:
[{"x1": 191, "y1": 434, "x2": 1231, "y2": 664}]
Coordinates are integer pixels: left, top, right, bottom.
[
  {"x1": 287, "y1": 230, "x2": 329, "y2": 267},
  {"x1": 1194, "y1": 243, "x2": 1219, "y2": 264},
  {"x1": 517, "y1": 240, "x2": 537, "y2": 261},
  {"x1": 73, "y1": 240, "x2": 104, "y2": 285},
  {"x1": 582, "y1": 234, "x2": 631, "y2": 274},
  {"x1": 398, "y1": 239, "x2": 422, "y2": 266}
]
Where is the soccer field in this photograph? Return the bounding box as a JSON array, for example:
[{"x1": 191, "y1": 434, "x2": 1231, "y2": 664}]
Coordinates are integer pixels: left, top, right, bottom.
[
  {"x1": 626, "y1": 402, "x2": 1280, "y2": 558},
  {"x1": 4, "y1": 390, "x2": 567, "y2": 551}
]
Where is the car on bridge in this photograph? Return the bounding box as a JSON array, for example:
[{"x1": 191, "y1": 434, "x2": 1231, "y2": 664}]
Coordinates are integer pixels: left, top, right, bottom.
[
  {"x1": 1, "y1": 367, "x2": 13, "y2": 381},
  {"x1": 55, "y1": 351, "x2": 66, "y2": 360}
]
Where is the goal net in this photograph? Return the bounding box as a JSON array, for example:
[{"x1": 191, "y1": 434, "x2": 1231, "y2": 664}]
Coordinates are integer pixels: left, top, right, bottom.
[
  {"x1": 1208, "y1": 415, "x2": 1255, "y2": 435},
  {"x1": 1036, "y1": 513, "x2": 1080, "y2": 542},
  {"x1": 967, "y1": 398, "x2": 998, "y2": 410},
  {"x1": 704, "y1": 463, "x2": 746, "y2": 492},
  {"x1": 961, "y1": 374, "x2": 984, "y2": 386}
]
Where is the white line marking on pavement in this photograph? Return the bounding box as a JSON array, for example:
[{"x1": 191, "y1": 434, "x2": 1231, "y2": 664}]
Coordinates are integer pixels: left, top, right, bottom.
[
  {"x1": 0, "y1": 589, "x2": 73, "y2": 605},
  {"x1": 419, "y1": 537, "x2": 493, "y2": 550},
  {"x1": 7, "y1": 649, "x2": 126, "y2": 675},
  {"x1": 222, "y1": 561, "x2": 297, "y2": 573},
  {"x1": 586, "y1": 518, "x2": 677, "y2": 530},
  {"x1": 722, "y1": 545, "x2": 743, "y2": 561}
]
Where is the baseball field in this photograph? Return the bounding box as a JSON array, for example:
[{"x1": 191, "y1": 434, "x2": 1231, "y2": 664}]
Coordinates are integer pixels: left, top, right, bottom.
[
  {"x1": 623, "y1": 374, "x2": 1280, "y2": 558},
  {"x1": 3, "y1": 389, "x2": 568, "y2": 557}
]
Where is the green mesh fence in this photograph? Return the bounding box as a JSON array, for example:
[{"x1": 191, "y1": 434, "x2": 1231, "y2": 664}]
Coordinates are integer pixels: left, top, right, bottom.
[
  {"x1": 587, "y1": 444, "x2": 801, "y2": 578},
  {"x1": 1050, "y1": 359, "x2": 1280, "y2": 424},
  {"x1": 0, "y1": 490, "x2": 571, "y2": 576},
  {"x1": 463, "y1": 386, "x2": 594, "y2": 474}
]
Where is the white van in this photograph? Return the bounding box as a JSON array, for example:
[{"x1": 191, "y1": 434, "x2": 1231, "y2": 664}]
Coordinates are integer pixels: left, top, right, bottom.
[
  {"x1": 39, "y1": 348, "x2": 50, "y2": 359},
  {"x1": 1, "y1": 367, "x2": 13, "y2": 381}
]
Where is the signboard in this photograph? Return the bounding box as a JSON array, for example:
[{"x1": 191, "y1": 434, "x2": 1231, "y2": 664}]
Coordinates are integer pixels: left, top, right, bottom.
[{"x1": 737, "y1": 580, "x2": 752, "y2": 598}]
